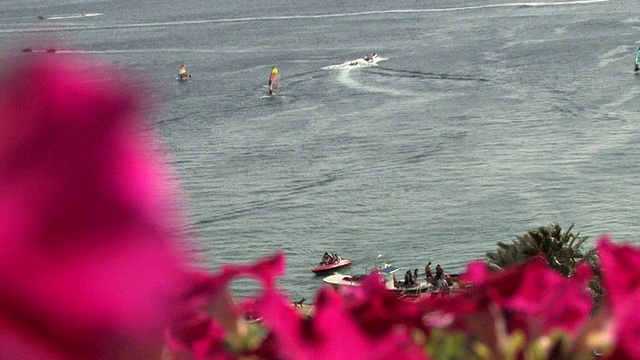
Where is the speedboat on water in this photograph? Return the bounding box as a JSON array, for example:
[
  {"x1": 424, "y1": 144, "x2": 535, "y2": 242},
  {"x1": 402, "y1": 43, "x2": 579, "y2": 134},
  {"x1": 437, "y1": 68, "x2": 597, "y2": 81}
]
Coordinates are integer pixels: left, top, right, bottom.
[
  {"x1": 363, "y1": 53, "x2": 378, "y2": 62},
  {"x1": 348, "y1": 53, "x2": 381, "y2": 66},
  {"x1": 313, "y1": 253, "x2": 352, "y2": 274},
  {"x1": 312, "y1": 258, "x2": 352, "y2": 274},
  {"x1": 322, "y1": 54, "x2": 384, "y2": 70}
]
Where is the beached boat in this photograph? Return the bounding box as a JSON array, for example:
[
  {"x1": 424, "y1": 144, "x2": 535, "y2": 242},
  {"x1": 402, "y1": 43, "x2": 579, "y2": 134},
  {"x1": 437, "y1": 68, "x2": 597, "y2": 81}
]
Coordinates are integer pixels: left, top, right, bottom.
[
  {"x1": 426, "y1": 274, "x2": 460, "y2": 287},
  {"x1": 322, "y1": 262, "x2": 433, "y2": 296},
  {"x1": 312, "y1": 258, "x2": 352, "y2": 274}
]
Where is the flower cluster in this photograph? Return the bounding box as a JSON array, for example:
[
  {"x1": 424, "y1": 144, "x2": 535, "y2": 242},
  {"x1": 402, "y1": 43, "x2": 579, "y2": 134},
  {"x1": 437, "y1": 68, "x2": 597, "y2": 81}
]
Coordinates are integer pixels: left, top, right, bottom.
[
  {"x1": 1, "y1": 53, "x2": 638, "y2": 360},
  {"x1": 163, "y1": 238, "x2": 629, "y2": 360}
]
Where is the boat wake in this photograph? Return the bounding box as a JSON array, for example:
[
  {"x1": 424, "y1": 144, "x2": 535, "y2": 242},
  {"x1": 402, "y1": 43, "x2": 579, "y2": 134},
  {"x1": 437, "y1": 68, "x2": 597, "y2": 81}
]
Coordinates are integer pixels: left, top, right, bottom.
[
  {"x1": 334, "y1": 67, "x2": 407, "y2": 96},
  {"x1": 365, "y1": 68, "x2": 491, "y2": 83},
  {"x1": 38, "y1": 13, "x2": 103, "y2": 20},
  {"x1": 0, "y1": 1, "x2": 606, "y2": 35}
]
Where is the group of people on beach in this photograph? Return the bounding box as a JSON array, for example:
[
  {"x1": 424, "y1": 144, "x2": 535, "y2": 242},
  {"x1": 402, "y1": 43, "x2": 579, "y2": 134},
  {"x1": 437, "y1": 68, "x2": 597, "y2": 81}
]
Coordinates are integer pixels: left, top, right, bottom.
[{"x1": 320, "y1": 252, "x2": 342, "y2": 265}]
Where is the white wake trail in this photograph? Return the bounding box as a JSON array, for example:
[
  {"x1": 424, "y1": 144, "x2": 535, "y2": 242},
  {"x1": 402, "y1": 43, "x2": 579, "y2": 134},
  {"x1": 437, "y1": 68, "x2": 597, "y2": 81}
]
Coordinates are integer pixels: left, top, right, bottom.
[{"x1": 0, "y1": 0, "x2": 609, "y2": 34}]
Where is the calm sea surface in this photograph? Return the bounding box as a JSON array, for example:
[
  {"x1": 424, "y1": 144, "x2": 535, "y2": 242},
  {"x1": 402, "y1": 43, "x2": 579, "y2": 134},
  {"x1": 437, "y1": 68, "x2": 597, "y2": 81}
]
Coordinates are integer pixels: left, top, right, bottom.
[{"x1": 1, "y1": 0, "x2": 639, "y2": 299}]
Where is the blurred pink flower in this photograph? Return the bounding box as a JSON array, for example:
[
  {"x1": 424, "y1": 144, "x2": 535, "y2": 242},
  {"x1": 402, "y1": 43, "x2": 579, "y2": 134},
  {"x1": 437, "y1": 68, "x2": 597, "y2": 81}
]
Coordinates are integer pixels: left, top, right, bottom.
[
  {"x1": 255, "y1": 273, "x2": 431, "y2": 360},
  {"x1": 597, "y1": 236, "x2": 640, "y2": 360},
  {"x1": 428, "y1": 257, "x2": 592, "y2": 337},
  {"x1": 340, "y1": 273, "x2": 428, "y2": 337},
  {"x1": 0, "y1": 54, "x2": 192, "y2": 359},
  {"x1": 164, "y1": 253, "x2": 285, "y2": 360},
  {"x1": 597, "y1": 236, "x2": 640, "y2": 310}
]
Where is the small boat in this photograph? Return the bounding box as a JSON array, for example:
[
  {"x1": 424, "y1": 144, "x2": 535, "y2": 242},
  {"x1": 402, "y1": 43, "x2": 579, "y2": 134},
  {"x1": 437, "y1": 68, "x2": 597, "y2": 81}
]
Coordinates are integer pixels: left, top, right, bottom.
[
  {"x1": 322, "y1": 54, "x2": 385, "y2": 70},
  {"x1": 348, "y1": 53, "x2": 380, "y2": 66},
  {"x1": 426, "y1": 273, "x2": 460, "y2": 286},
  {"x1": 323, "y1": 261, "x2": 433, "y2": 296},
  {"x1": 312, "y1": 258, "x2": 352, "y2": 274}
]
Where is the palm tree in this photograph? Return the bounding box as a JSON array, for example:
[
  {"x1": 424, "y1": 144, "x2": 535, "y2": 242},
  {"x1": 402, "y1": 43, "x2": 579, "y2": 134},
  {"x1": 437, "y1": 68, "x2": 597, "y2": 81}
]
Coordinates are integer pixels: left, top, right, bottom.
[
  {"x1": 486, "y1": 223, "x2": 603, "y2": 307},
  {"x1": 487, "y1": 223, "x2": 589, "y2": 275}
]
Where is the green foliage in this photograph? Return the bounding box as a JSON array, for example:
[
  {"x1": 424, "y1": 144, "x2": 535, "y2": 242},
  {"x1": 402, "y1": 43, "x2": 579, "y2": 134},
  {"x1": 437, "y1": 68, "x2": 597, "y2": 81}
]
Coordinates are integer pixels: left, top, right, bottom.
[
  {"x1": 425, "y1": 328, "x2": 601, "y2": 360},
  {"x1": 486, "y1": 223, "x2": 590, "y2": 276},
  {"x1": 486, "y1": 223, "x2": 603, "y2": 308},
  {"x1": 426, "y1": 330, "x2": 479, "y2": 360}
]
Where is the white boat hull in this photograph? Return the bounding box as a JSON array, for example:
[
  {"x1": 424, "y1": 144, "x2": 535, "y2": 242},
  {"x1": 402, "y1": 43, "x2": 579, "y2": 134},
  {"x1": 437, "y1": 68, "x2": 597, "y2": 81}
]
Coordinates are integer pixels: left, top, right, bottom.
[
  {"x1": 322, "y1": 55, "x2": 385, "y2": 70},
  {"x1": 323, "y1": 264, "x2": 434, "y2": 295}
]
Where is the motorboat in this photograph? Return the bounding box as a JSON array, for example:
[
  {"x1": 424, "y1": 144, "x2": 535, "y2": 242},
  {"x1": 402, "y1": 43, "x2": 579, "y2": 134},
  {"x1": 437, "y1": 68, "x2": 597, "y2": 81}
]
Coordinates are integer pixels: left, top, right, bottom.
[
  {"x1": 322, "y1": 54, "x2": 385, "y2": 70},
  {"x1": 312, "y1": 258, "x2": 352, "y2": 274},
  {"x1": 322, "y1": 261, "x2": 433, "y2": 296},
  {"x1": 348, "y1": 53, "x2": 381, "y2": 67}
]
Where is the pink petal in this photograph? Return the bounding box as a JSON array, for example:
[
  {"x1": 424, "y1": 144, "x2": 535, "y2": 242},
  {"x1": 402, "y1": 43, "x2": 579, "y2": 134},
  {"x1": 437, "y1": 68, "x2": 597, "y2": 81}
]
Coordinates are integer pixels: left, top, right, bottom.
[
  {"x1": 428, "y1": 257, "x2": 592, "y2": 336},
  {"x1": 597, "y1": 236, "x2": 640, "y2": 359},
  {"x1": 257, "y1": 287, "x2": 427, "y2": 360},
  {"x1": 165, "y1": 254, "x2": 286, "y2": 358},
  {"x1": 597, "y1": 236, "x2": 640, "y2": 310}
]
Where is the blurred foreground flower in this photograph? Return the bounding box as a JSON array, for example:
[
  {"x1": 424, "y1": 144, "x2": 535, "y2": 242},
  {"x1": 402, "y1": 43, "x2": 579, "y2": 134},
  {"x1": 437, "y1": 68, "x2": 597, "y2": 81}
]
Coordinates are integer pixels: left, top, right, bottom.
[
  {"x1": 163, "y1": 253, "x2": 285, "y2": 360},
  {"x1": 597, "y1": 237, "x2": 640, "y2": 360},
  {"x1": 0, "y1": 53, "x2": 192, "y2": 359}
]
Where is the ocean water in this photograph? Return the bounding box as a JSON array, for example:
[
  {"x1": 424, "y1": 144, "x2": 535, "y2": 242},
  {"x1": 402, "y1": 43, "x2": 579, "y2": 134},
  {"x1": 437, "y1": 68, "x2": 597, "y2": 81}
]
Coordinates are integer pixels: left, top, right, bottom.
[{"x1": 1, "y1": 0, "x2": 639, "y2": 299}]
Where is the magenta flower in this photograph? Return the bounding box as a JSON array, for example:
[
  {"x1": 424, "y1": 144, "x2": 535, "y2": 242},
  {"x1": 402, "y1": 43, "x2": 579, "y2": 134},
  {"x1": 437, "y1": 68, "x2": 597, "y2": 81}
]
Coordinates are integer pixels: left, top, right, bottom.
[
  {"x1": 340, "y1": 273, "x2": 428, "y2": 337},
  {"x1": 597, "y1": 236, "x2": 640, "y2": 360},
  {"x1": 597, "y1": 236, "x2": 640, "y2": 310},
  {"x1": 255, "y1": 273, "x2": 431, "y2": 360},
  {"x1": 0, "y1": 54, "x2": 193, "y2": 359},
  {"x1": 427, "y1": 257, "x2": 593, "y2": 337},
  {"x1": 164, "y1": 254, "x2": 285, "y2": 360},
  {"x1": 604, "y1": 294, "x2": 640, "y2": 360}
]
